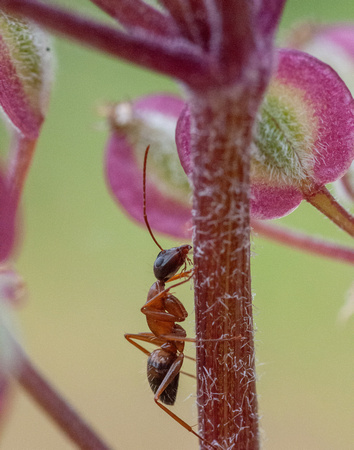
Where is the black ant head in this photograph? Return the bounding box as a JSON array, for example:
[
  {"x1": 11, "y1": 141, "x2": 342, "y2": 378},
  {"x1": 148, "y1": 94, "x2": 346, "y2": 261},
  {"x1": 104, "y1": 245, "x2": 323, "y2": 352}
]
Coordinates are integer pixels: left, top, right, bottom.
[
  {"x1": 147, "y1": 348, "x2": 180, "y2": 405},
  {"x1": 143, "y1": 146, "x2": 192, "y2": 282},
  {"x1": 153, "y1": 244, "x2": 192, "y2": 282}
]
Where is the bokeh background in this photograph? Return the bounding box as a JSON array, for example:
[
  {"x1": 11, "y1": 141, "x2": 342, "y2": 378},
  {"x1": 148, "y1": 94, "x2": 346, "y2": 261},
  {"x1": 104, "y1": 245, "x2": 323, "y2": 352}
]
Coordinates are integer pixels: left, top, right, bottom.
[{"x1": 1, "y1": 1, "x2": 354, "y2": 449}]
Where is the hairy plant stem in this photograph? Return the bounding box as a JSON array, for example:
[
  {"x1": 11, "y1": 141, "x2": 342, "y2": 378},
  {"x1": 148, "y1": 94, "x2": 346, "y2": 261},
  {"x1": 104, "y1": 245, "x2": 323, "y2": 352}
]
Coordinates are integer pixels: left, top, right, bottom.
[
  {"x1": 7, "y1": 135, "x2": 37, "y2": 207},
  {"x1": 190, "y1": 87, "x2": 260, "y2": 449}
]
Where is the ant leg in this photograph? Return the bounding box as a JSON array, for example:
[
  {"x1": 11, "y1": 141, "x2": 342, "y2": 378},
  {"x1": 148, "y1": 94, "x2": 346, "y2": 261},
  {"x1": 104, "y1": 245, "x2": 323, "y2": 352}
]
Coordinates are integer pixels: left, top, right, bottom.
[
  {"x1": 159, "y1": 334, "x2": 196, "y2": 343},
  {"x1": 154, "y1": 354, "x2": 216, "y2": 449},
  {"x1": 180, "y1": 370, "x2": 196, "y2": 379},
  {"x1": 125, "y1": 333, "x2": 197, "y2": 352},
  {"x1": 125, "y1": 334, "x2": 196, "y2": 378},
  {"x1": 167, "y1": 269, "x2": 193, "y2": 283},
  {"x1": 125, "y1": 332, "x2": 175, "y2": 357}
]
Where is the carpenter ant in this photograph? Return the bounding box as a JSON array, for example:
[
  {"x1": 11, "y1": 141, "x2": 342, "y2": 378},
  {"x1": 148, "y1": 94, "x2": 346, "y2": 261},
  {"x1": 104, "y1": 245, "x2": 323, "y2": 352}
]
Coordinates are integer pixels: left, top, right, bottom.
[{"x1": 125, "y1": 146, "x2": 214, "y2": 447}]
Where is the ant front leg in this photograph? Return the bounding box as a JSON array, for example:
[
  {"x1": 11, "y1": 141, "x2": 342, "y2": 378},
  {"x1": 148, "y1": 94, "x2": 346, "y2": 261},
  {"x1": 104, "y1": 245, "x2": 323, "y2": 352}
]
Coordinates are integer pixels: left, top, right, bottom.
[{"x1": 167, "y1": 269, "x2": 194, "y2": 283}]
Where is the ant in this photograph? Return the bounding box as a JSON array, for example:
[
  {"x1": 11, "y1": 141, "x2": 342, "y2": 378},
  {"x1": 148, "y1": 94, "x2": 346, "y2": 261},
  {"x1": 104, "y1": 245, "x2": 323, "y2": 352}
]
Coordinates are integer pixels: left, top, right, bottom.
[{"x1": 125, "y1": 146, "x2": 215, "y2": 448}]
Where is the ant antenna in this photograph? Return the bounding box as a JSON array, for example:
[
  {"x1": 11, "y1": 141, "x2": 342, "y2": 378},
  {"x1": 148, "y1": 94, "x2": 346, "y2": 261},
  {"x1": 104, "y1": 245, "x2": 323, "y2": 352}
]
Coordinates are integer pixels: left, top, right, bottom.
[{"x1": 143, "y1": 145, "x2": 164, "y2": 252}]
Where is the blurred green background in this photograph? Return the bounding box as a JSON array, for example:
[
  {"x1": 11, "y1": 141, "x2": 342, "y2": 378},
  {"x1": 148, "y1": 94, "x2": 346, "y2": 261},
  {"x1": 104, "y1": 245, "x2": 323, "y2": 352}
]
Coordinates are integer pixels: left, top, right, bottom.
[{"x1": 1, "y1": 1, "x2": 354, "y2": 449}]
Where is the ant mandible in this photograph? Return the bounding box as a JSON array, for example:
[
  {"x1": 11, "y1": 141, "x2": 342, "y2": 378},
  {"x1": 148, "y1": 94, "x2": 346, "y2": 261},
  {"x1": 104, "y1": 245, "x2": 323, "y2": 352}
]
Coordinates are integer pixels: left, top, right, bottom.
[{"x1": 125, "y1": 146, "x2": 214, "y2": 448}]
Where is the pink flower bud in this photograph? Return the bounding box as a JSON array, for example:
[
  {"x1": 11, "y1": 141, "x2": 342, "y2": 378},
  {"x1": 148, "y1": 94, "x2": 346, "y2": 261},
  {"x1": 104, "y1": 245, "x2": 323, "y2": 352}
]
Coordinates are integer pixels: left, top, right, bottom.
[{"x1": 0, "y1": 11, "x2": 53, "y2": 138}]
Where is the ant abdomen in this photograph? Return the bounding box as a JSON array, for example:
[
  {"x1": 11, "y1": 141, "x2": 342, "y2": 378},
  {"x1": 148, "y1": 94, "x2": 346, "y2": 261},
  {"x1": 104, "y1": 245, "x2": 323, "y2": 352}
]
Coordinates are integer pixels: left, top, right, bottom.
[
  {"x1": 147, "y1": 348, "x2": 180, "y2": 405},
  {"x1": 154, "y1": 244, "x2": 192, "y2": 282}
]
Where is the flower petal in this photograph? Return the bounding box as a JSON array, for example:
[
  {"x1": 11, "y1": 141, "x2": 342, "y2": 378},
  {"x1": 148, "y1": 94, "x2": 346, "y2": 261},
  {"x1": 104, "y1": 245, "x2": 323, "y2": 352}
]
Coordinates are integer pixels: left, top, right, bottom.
[
  {"x1": 105, "y1": 94, "x2": 192, "y2": 239},
  {"x1": 250, "y1": 185, "x2": 302, "y2": 220},
  {"x1": 175, "y1": 104, "x2": 192, "y2": 176}
]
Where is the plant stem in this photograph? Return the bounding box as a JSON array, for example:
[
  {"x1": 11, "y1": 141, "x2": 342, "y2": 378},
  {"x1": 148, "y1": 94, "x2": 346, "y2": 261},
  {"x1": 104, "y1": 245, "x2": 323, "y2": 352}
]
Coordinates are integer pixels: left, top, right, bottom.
[
  {"x1": 90, "y1": 0, "x2": 179, "y2": 37},
  {"x1": 0, "y1": 0, "x2": 208, "y2": 88},
  {"x1": 190, "y1": 87, "x2": 260, "y2": 449},
  {"x1": 305, "y1": 185, "x2": 354, "y2": 237},
  {"x1": 252, "y1": 220, "x2": 354, "y2": 265},
  {"x1": 7, "y1": 134, "x2": 37, "y2": 207},
  {"x1": 12, "y1": 340, "x2": 111, "y2": 450}
]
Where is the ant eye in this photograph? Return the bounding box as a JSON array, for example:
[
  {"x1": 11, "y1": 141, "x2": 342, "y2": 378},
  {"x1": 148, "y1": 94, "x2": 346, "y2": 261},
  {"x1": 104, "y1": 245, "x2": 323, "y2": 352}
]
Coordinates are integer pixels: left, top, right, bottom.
[
  {"x1": 155, "y1": 254, "x2": 164, "y2": 268},
  {"x1": 155, "y1": 250, "x2": 166, "y2": 268}
]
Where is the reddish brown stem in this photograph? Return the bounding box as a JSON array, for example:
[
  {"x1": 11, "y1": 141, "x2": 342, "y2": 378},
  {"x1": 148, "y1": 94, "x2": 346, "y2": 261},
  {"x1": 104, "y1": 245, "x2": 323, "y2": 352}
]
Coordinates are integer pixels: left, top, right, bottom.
[
  {"x1": 252, "y1": 220, "x2": 354, "y2": 265},
  {"x1": 7, "y1": 135, "x2": 37, "y2": 207},
  {"x1": 13, "y1": 341, "x2": 111, "y2": 450},
  {"x1": 89, "y1": 0, "x2": 179, "y2": 36},
  {"x1": 190, "y1": 87, "x2": 262, "y2": 449},
  {"x1": 305, "y1": 185, "x2": 354, "y2": 237}
]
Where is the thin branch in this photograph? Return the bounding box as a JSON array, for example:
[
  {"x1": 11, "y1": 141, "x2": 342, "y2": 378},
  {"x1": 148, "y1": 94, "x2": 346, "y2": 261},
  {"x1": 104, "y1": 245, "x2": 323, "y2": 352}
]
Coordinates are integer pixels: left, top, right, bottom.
[
  {"x1": 252, "y1": 219, "x2": 354, "y2": 265},
  {"x1": 306, "y1": 185, "x2": 354, "y2": 237},
  {"x1": 0, "y1": 0, "x2": 209, "y2": 87},
  {"x1": 12, "y1": 340, "x2": 112, "y2": 450},
  {"x1": 7, "y1": 134, "x2": 37, "y2": 207},
  {"x1": 89, "y1": 0, "x2": 179, "y2": 37},
  {"x1": 159, "y1": 0, "x2": 210, "y2": 49},
  {"x1": 256, "y1": 0, "x2": 287, "y2": 38}
]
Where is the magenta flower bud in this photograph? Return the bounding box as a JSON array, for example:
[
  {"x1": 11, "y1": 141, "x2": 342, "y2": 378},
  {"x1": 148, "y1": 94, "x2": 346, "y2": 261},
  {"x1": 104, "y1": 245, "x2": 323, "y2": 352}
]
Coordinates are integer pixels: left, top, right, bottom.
[
  {"x1": 105, "y1": 94, "x2": 192, "y2": 239},
  {"x1": 250, "y1": 49, "x2": 354, "y2": 218},
  {"x1": 178, "y1": 49, "x2": 354, "y2": 220},
  {"x1": 0, "y1": 11, "x2": 53, "y2": 138},
  {"x1": 288, "y1": 24, "x2": 354, "y2": 208}
]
